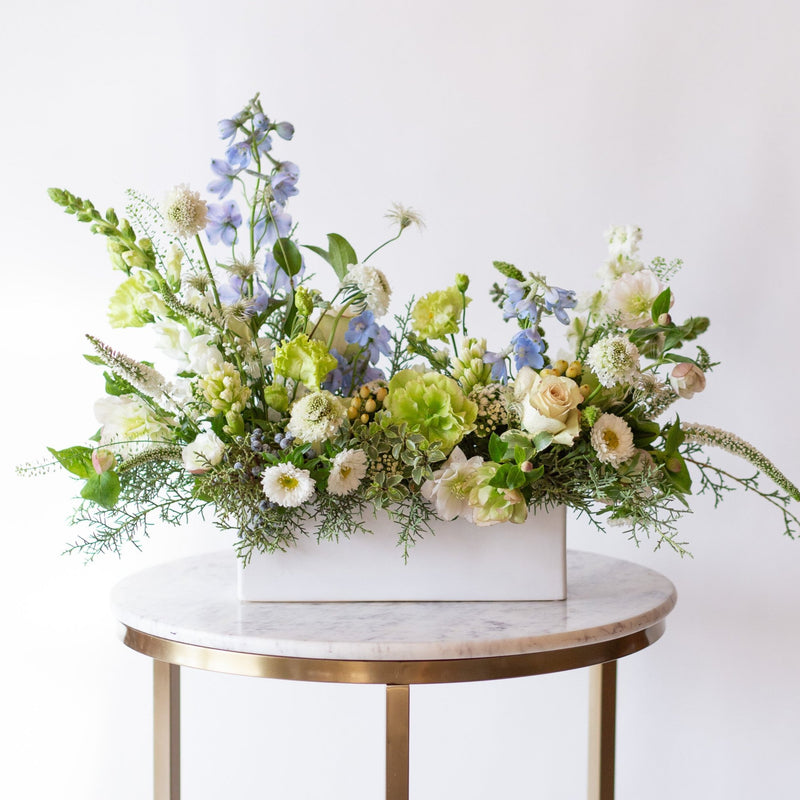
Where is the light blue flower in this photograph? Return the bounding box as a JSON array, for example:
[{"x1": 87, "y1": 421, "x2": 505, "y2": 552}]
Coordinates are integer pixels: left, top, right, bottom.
[
  {"x1": 345, "y1": 310, "x2": 393, "y2": 364},
  {"x1": 275, "y1": 121, "x2": 295, "y2": 140},
  {"x1": 543, "y1": 286, "x2": 577, "y2": 325},
  {"x1": 207, "y1": 159, "x2": 242, "y2": 199},
  {"x1": 254, "y1": 202, "x2": 292, "y2": 246},
  {"x1": 502, "y1": 278, "x2": 540, "y2": 322},
  {"x1": 483, "y1": 348, "x2": 510, "y2": 383},
  {"x1": 225, "y1": 142, "x2": 251, "y2": 170},
  {"x1": 510, "y1": 328, "x2": 545, "y2": 370},
  {"x1": 262, "y1": 249, "x2": 305, "y2": 294},
  {"x1": 219, "y1": 275, "x2": 269, "y2": 315},
  {"x1": 271, "y1": 161, "x2": 300, "y2": 205},
  {"x1": 217, "y1": 118, "x2": 240, "y2": 141},
  {"x1": 253, "y1": 113, "x2": 270, "y2": 133},
  {"x1": 205, "y1": 201, "x2": 242, "y2": 246}
]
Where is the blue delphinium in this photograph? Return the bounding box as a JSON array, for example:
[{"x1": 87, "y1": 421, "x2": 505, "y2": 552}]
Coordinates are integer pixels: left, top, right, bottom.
[
  {"x1": 218, "y1": 275, "x2": 270, "y2": 315},
  {"x1": 207, "y1": 159, "x2": 243, "y2": 199},
  {"x1": 206, "y1": 201, "x2": 242, "y2": 246},
  {"x1": 263, "y1": 249, "x2": 305, "y2": 294},
  {"x1": 323, "y1": 349, "x2": 384, "y2": 395},
  {"x1": 502, "y1": 278, "x2": 540, "y2": 322},
  {"x1": 510, "y1": 328, "x2": 546, "y2": 370},
  {"x1": 345, "y1": 310, "x2": 392, "y2": 364},
  {"x1": 482, "y1": 347, "x2": 511, "y2": 383},
  {"x1": 254, "y1": 202, "x2": 292, "y2": 246},
  {"x1": 543, "y1": 285, "x2": 577, "y2": 325},
  {"x1": 274, "y1": 121, "x2": 295, "y2": 140},
  {"x1": 271, "y1": 162, "x2": 300, "y2": 206}
]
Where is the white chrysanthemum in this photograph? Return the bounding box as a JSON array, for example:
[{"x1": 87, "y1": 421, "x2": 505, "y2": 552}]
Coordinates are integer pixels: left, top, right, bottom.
[
  {"x1": 327, "y1": 449, "x2": 368, "y2": 496},
  {"x1": 286, "y1": 390, "x2": 346, "y2": 444},
  {"x1": 182, "y1": 431, "x2": 226, "y2": 474},
  {"x1": 342, "y1": 263, "x2": 392, "y2": 318},
  {"x1": 590, "y1": 414, "x2": 636, "y2": 467},
  {"x1": 606, "y1": 269, "x2": 669, "y2": 329},
  {"x1": 261, "y1": 463, "x2": 315, "y2": 507},
  {"x1": 420, "y1": 446, "x2": 483, "y2": 521},
  {"x1": 586, "y1": 336, "x2": 641, "y2": 387},
  {"x1": 162, "y1": 184, "x2": 208, "y2": 239},
  {"x1": 605, "y1": 225, "x2": 642, "y2": 258}
]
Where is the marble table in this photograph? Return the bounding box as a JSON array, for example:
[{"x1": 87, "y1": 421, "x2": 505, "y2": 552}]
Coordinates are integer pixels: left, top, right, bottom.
[{"x1": 112, "y1": 549, "x2": 677, "y2": 800}]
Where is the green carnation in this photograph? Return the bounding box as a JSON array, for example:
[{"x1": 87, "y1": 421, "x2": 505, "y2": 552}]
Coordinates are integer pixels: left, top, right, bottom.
[
  {"x1": 108, "y1": 273, "x2": 165, "y2": 328},
  {"x1": 384, "y1": 370, "x2": 477, "y2": 453},
  {"x1": 273, "y1": 334, "x2": 338, "y2": 389},
  {"x1": 411, "y1": 286, "x2": 470, "y2": 341},
  {"x1": 468, "y1": 463, "x2": 528, "y2": 525}
]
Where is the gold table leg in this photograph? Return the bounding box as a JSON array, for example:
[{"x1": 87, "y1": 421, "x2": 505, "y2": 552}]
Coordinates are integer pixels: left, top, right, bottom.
[
  {"x1": 587, "y1": 660, "x2": 617, "y2": 800},
  {"x1": 386, "y1": 684, "x2": 410, "y2": 800},
  {"x1": 154, "y1": 661, "x2": 180, "y2": 800}
]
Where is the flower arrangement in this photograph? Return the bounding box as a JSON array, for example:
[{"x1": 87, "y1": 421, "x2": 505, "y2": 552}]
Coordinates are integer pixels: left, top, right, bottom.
[{"x1": 31, "y1": 94, "x2": 800, "y2": 562}]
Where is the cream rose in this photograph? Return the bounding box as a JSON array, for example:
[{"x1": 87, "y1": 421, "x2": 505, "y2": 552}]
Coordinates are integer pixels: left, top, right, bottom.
[
  {"x1": 513, "y1": 367, "x2": 583, "y2": 445},
  {"x1": 670, "y1": 363, "x2": 706, "y2": 399}
]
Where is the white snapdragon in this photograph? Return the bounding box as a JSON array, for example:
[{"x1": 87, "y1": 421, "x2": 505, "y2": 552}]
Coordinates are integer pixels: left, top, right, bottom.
[
  {"x1": 326, "y1": 449, "x2": 368, "y2": 496},
  {"x1": 261, "y1": 463, "x2": 315, "y2": 507},
  {"x1": 605, "y1": 225, "x2": 643, "y2": 259},
  {"x1": 420, "y1": 446, "x2": 484, "y2": 521},
  {"x1": 94, "y1": 395, "x2": 173, "y2": 457},
  {"x1": 590, "y1": 414, "x2": 636, "y2": 467}
]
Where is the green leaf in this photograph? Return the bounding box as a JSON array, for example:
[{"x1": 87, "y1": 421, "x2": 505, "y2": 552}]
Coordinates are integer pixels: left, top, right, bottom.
[
  {"x1": 326, "y1": 234, "x2": 358, "y2": 280},
  {"x1": 83, "y1": 354, "x2": 105, "y2": 365},
  {"x1": 665, "y1": 454, "x2": 692, "y2": 494},
  {"x1": 488, "y1": 433, "x2": 508, "y2": 463},
  {"x1": 505, "y1": 466, "x2": 527, "y2": 490},
  {"x1": 488, "y1": 463, "x2": 513, "y2": 488},
  {"x1": 651, "y1": 288, "x2": 672, "y2": 322},
  {"x1": 664, "y1": 417, "x2": 685, "y2": 456},
  {"x1": 302, "y1": 244, "x2": 332, "y2": 265},
  {"x1": 80, "y1": 470, "x2": 120, "y2": 509},
  {"x1": 273, "y1": 237, "x2": 303, "y2": 277},
  {"x1": 514, "y1": 445, "x2": 527, "y2": 465},
  {"x1": 662, "y1": 353, "x2": 696, "y2": 364},
  {"x1": 48, "y1": 446, "x2": 95, "y2": 479},
  {"x1": 104, "y1": 371, "x2": 132, "y2": 396},
  {"x1": 524, "y1": 465, "x2": 545, "y2": 483},
  {"x1": 533, "y1": 431, "x2": 554, "y2": 452}
]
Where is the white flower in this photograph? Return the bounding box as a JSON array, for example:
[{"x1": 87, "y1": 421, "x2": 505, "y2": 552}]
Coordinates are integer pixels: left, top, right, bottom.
[
  {"x1": 286, "y1": 391, "x2": 346, "y2": 444},
  {"x1": 94, "y1": 395, "x2": 173, "y2": 457},
  {"x1": 512, "y1": 367, "x2": 583, "y2": 446},
  {"x1": 420, "y1": 446, "x2": 483, "y2": 521},
  {"x1": 605, "y1": 269, "x2": 669, "y2": 329},
  {"x1": 342, "y1": 263, "x2": 392, "y2": 318},
  {"x1": 261, "y1": 463, "x2": 315, "y2": 507},
  {"x1": 590, "y1": 414, "x2": 636, "y2": 467},
  {"x1": 605, "y1": 225, "x2": 643, "y2": 258},
  {"x1": 182, "y1": 431, "x2": 226, "y2": 474},
  {"x1": 670, "y1": 362, "x2": 707, "y2": 399},
  {"x1": 162, "y1": 184, "x2": 208, "y2": 239},
  {"x1": 385, "y1": 202, "x2": 425, "y2": 230},
  {"x1": 327, "y1": 449, "x2": 368, "y2": 496},
  {"x1": 586, "y1": 336, "x2": 641, "y2": 387},
  {"x1": 597, "y1": 255, "x2": 643, "y2": 288},
  {"x1": 152, "y1": 321, "x2": 223, "y2": 376}
]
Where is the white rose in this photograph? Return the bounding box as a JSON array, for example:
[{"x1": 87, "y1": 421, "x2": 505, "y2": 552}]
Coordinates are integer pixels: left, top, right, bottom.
[
  {"x1": 513, "y1": 367, "x2": 583, "y2": 445},
  {"x1": 669, "y1": 363, "x2": 706, "y2": 399},
  {"x1": 182, "y1": 431, "x2": 226, "y2": 474}
]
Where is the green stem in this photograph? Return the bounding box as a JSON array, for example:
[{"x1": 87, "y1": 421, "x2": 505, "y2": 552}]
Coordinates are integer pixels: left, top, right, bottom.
[
  {"x1": 194, "y1": 235, "x2": 221, "y2": 310},
  {"x1": 326, "y1": 297, "x2": 357, "y2": 351},
  {"x1": 449, "y1": 334, "x2": 459, "y2": 359},
  {"x1": 363, "y1": 229, "x2": 403, "y2": 262},
  {"x1": 306, "y1": 288, "x2": 344, "y2": 339}
]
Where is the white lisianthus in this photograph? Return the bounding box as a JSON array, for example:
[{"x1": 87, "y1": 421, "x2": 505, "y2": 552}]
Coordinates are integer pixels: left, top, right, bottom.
[
  {"x1": 590, "y1": 413, "x2": 636, "y2": 467},
  {"x1": 327, "y1": 449, "x2": 368, "y2": 496},
  {"x1": 512, "y1": 367, "x2": 583, "y2": 446},
  {"x1": 420, "y1": 446, "x2": 484, "y2": 521},
  {"x1": 162, "y1": 184, "x2": 208, "y2": 239},
  {"x1": 94, "y1": 395, "x2": 174, "y2": 456},
  {"x1": 342, "y1": 263, "x2": 392, "y2": 318},
  {"x1": 606, "y1": 269, "x2": 669, "y2": 329},
  {"x1": 182, "y1": 431, "x2": 226, "y2": 474},
  {"x1": 261, "y1": 463, "x2": 315, "y2": 507},
  {"x1": 586, "y1": 336, "x2": 641, "y2": 388},
  {"x1": 670, "y1": 362, "x2": 706, "y2": 399},
  {"x1": 286, "y1": 391, "x2": 347, "y2": 444}
]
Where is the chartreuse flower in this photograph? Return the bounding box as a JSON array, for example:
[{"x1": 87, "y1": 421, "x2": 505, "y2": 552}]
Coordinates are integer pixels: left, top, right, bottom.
[
  {"x1": 468, "y1": 462, "x2": 528, "y2": 526},
  {"x1": 107, "y1": 274, "x2": 156, "y2": 328},
  {"x1": 384, "y1": 370, "x2": 477, "y2": 453},
  {"x1": 411, "y1": 286, "x2": 470, "y2": 341},
  {"x1": 273, "y1": 334, "x2": 337, "y2": 389},
  {"x1": 199, "y1": 362, "x2": 251, "y2": 414}
]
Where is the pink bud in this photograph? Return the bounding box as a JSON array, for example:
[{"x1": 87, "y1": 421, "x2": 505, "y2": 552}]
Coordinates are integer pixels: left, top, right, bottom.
[{"x1": 92, "y1": 449, "x2": 116, "y2": 474}]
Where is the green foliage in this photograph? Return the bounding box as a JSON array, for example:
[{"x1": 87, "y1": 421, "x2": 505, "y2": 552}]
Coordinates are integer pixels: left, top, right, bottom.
[{"x1": 303, "y1": 233, "x2": 358, "y2": 280}]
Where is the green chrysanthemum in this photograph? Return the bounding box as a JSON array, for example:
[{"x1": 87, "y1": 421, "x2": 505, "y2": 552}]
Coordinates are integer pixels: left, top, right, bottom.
[
  {"x1": 273, "y1": 334, "x2": 338, "y2": 389},
  {"x1": 384, "y1": 370, "x2": 477, "y2": 453},
  {"x1": 411, "y1": 286, "x2": 470, "y2": 341}
]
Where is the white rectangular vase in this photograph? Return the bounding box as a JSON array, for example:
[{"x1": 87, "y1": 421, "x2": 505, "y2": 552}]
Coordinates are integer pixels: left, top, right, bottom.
[{"x1": 237, "y1": 506, "x2": 566, "y2": 602}]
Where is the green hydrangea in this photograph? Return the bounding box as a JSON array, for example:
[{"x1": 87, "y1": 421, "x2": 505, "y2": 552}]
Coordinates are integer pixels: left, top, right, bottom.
[
  {"x1": 273, "y1": 334, "x2": 338, "y2": 389},
  {"x1": 384, "y1": 370, "x2": 477, "y2": 453},
  {"x1": 468, "y1": 463, "x2": 528, "y2": 525},
  {"x1": 411, "y1": 286, "x2": 470, "y2": 341}
]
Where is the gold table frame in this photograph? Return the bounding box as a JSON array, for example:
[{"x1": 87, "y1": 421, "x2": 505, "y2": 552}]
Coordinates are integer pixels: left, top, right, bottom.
[{"x1": 122, "y1": 619, "x2": 666, "y2": 800}]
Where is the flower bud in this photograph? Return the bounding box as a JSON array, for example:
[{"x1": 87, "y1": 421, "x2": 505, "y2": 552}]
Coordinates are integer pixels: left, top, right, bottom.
[
  {"x1": 552, "y1": 359, "x2": 569, "y2": 376},
  {"x1": 657, "y1": 312, "x2": 672, "y2": 326},
  {"x1": 295, "y1": 286, "x2": 314, "y2": 317},
  {"x1": 666, "y1": 456, "x2": 683, "y2": 473},
  {"x1": 669, "y1": 362, "x2": 706, "y2": 399},
  {"x1": 520, "y1": 460, "x2": 534, "y2": 473},
  {"x1": 565, "y1": 361, "x2": 583, "y2": 379},
  {"x1": 92, "y1": 449, "x2": 116, "y2": 474},
  {"x1": 455, "y1": 273, "x2": 470, "y2": 292},
  {"x1": 263, "y1": 383, "x2": 289, "y2": 413}
]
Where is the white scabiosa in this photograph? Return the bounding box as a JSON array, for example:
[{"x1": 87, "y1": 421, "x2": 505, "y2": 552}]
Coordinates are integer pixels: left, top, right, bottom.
[
  {"x1": 586, "y1": 335, "x2": 641, "y2": 387},
  {"x1": 261, "y1": 463, "x2": 315, "y2": 507},
  {"x1": 326, "y1": 449, "x2": 368, "y2": 496},
  {"x1": 162, "y1": 184, "x2": 208, "y2": 238},
  {"x1": 590, "y1": 414, "x2": 636, "y2": 467},
  {"x1": 420, "y1": 446, "x2": 483, "y2": 521},
  {"x1": 342, "y1": 264, "x2": 392, "y2": 318},
  {"x1": 286, "y1": 391, "x2": 346, "y2": 444}
]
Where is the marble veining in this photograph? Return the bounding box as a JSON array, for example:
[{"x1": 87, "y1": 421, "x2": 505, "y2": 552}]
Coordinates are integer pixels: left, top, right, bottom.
[{"x1": 110, "y1": 550, "x2": 677, "y2": 661}]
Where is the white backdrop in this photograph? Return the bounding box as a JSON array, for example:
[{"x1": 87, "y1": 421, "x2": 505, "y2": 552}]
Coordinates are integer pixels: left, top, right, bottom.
[{"x1": 2, "y1": 1, "x2": 799, "y2": 798}]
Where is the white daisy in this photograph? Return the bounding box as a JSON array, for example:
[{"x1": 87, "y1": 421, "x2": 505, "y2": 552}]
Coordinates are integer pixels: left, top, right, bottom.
[
  {"x1": 342, "y1": 263, "x2": 392, "y2": 318},
  {"x1": 586, "y1": 335, "x2": 641, "y2": 388},
  {"x1": 162, "y1": 184, "x2": 208, "y2": 239},
  {"x1": 327, "y1": 449, "x2": 368, "y2": 496},
  {"x1": 261, "y1": 463, "x2": 315, "y2": 507},
  {"x1": 590, "y1": 414, "x2": 636, "y2": 467}
]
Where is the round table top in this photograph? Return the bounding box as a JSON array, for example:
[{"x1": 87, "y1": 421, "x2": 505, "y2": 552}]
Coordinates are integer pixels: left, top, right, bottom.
[{"x1": 112, "y1": 550, "x2": 676, "y2": 683}]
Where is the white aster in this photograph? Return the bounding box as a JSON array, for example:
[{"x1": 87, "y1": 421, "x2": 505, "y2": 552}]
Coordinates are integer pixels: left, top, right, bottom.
[
  {"x1": 261, "y1": 463, "x2": 315, "y2": 507},
  {"x1": 286, "y1": 391, "x2": 346, "y2": 444},
  {"x1": 586, "y1": 335, "x2": 641, "y2": 388},
  {"x1": 327, "y1": 449, "x2": 368, "y2": 496},
  {"x1": 605, "y1": 269, "x2": 669, "y2": 329},
  {"x1": 342, "y1": 263, "x2": 392, "y2": 318},
  {"x1": 590, "y1": 414, "x2": 636, "y2": 468},
  {"x1": 162, "y1": 184, "x2": 208, "y2": 239},
  {"x1": 420, "y1": 446, "x2": 483, "y2": 521},
  {"x1": 181, "y1": 431, "x2": 226, "y2": 474}
]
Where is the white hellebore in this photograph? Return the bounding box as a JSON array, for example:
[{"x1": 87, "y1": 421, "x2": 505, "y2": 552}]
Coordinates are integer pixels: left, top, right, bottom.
[
  {"x1": 327, "y1": 449, "x2": 368, "y2": 496},
  {"x1": 261, "y1": 463, "x2": 315, "y2": 508},
  {"x1": 590, "y1": 413, "x2": 636, "y2": 468},
  {"x1": 182, "y1": 431, "x2": 226, "y2": 474},
  {"x1": 606, "y1": 269, "x2": 670, "y2": 330},
  {"x1": 420, "y1": 446, "x2": 484, "y2": 521},
  {"x1": 513, "y1": 367, "x2": 583, "y2": 446},
  {"x1": 670, "y1": 363, "x2": 706, "y2": 399}
]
